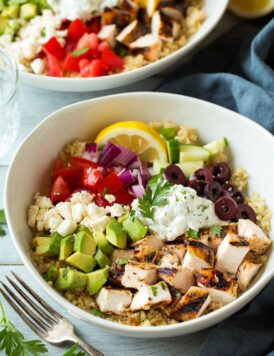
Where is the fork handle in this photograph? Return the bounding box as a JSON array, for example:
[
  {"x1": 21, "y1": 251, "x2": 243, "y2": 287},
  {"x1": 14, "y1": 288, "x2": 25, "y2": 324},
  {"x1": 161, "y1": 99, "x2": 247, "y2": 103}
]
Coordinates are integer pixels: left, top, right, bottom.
[{"x1": 69, "y1": 334, "x2": 104, "y2": 356}]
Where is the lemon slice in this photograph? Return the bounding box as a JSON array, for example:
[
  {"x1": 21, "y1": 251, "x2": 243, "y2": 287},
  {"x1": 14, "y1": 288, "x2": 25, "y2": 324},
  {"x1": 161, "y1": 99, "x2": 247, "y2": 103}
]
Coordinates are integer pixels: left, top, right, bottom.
[
  {"x1": 95, "y1": 121, "x2": 168, "y2": 162},
  {"x1": 229, "y1": 0, "x2": 274, "y2": 18}
]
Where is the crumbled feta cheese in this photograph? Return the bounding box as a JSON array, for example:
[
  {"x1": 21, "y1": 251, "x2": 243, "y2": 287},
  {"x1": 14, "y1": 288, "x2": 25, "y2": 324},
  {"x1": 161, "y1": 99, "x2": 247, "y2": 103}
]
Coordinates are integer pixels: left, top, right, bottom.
[
  {"x1": 36, "y1": 208, "x2": 48, "y2": 222},
  {"x1": 105, "y1": 194, "x2": 116, "y2": 203},
  {"x1": 34, "y1": 194, "x2": 53, "y2": 209},
  {"x1": 89, "y1": 216, "x2": 111, "y2": 231},
  {"x1": 30, "y1": 58, "x2": 46, "y2": 75},
  {"x1": 56, "y1": 219, "x2": 77, "y2": 236},
  {"x1": 37, "y1": 221, "x2": 45, "y2": 232},
  {"x1": 87, "y1": 203, "x2": 106, "y2": 219},
  {"x1": 107, "y1": 204, "x2": 124, "y2": 217},
  {"x1": 44, "y1": 209, "x2": 63, "y2": 231},
  {"x1": 70, "y1": 191, "x2": 94, "y2": 205},
  {"x1": 55, "y1": 202, "x2": 72, "y2": 220},
  {"x1": 28, "y1": 205, "x2": 39, "y2": 228},
  {"x1": 71, "y1": 203, "x2": 87, "y2": 223}
]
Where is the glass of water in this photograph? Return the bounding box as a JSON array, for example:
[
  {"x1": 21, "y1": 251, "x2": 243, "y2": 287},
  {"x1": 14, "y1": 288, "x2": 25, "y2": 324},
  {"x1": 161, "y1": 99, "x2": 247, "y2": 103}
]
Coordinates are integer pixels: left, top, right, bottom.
[{"x1": 0, "y1": 48, "x2": 20, "y2": 159}]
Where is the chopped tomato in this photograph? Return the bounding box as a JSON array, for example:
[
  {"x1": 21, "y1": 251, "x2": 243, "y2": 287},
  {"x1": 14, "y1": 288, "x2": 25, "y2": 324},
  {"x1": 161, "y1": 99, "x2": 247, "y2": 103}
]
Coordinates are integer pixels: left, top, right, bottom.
[
  {"x1": 114, "y1": 187, "x2": 134, "y2": 205},
  {"x1": 97, "y1": 172, "x2": 123, "y2": 194},
  {"x1": 53, "y1": 166, "x2": 81, "y2": 187},
  {"x1": 87, "y1": 17, "x2": 101, "y2": 34},
  {"x1": 79, "y1": 58, "x2": 90, "y2": 69},
  {"x1": 94, "y1": 194, "x2": 109, "y2": 207},
  {"x1": 43, "y1": 37, "x2": 66, "y2": 60},
  {"x1": 45, "y1": 52, "x2": 63, "y2": 77},
  {"x1": 63, "y1": 55, "x2": 81, "y2": 72},
  {"x1": 70, "y1": 156, "x2": 98, "y2": 170},
  {"x1": 68, "y1": 19, "x2": 88, "y2": 41},
  {"x1": 53, "y1": 159, "x2": 64, "y2": 174},
  {"x1": 76, "y1": 33, "x2": 99, "y2": 51},
  {"x1": 98, "y1": 41, "x2": 109, "y2": 52},
  {"x1": 101, "y1": 46, "x2": 124, "y2": 69},
  {"x1": 82, "y1": 167, "x2": 103, "y2": 190},
  {"x1": 80, "y1": 59, "x2": 104, "y2": 77},
  {"x1": 50, "y1": 176, "x2": 70, "y2": 202}
]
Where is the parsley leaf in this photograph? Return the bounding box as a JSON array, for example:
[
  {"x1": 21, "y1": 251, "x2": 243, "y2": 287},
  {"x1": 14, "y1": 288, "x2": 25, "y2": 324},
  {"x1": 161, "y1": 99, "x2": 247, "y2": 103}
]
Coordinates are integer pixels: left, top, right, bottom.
[
  {"x1": 102, "y1": 187, "x2": 108, "y2": 197},
  {"x1": 63, "y1": 343, "x2": 88, "y2": 356},
  {"x1": 0, "y1": 226, "x2": 5, "y2": 236},
  {"x1": 117, "y1": 258, "x2": 129, "y2": 266},
  {"x1": 70, "y1": 47, "x2": 89, "y2": 57},
  {"x1": 0, "y1": 210, "x2": 6, "y2": 224},
  {"x1": 151, "y1": 286, "x2": 158, "y2": 297},
  {"x1": 90, "y1": 309, "x2": 105, "y2": 319},
  {"x1": 210, "y1": 225, "x2": 223, "y2": 236},
  {"x1": 186, "y1": 228, "x2": 199, "y2": 239}
]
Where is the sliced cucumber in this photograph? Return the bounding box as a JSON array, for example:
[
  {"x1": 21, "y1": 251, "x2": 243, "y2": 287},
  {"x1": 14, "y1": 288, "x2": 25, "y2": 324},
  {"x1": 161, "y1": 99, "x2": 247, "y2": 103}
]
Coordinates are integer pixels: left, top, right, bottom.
[
  {"x1": 152, "y1": 160, "x2": 168, "y2": 174},
  {"x1": 158, "y1": 127, "x2": 176, "y2": 141},
  {"x1": 180, "y1": 144, "x2": 211, "y2": 163},
  {"x1": 167, "y1": 139, "x2": 180, "y2": 163},
  {"x1": 204, "y1": 137, "x2": 228, "y2": 155},
  {"x1": 176, "y1": 161, "x2": 204, "y2": 178}
]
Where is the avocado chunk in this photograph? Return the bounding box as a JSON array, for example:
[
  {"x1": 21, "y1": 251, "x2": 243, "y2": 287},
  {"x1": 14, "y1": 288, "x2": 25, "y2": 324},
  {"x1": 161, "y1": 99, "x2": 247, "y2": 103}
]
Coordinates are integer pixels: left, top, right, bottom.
[
  {"x1": 44, "y1": 264, "x2": 58, "y2": 282},
  {"x1": 122, "y1": 216, "x2": 147, "y2": 242},
  {"x1": 59, "y1": 235, "x2": 74, "y2": 261},
  {"x1": 55, "y1": 268, "x2": 87, "y2": 291},
  {"x1": 86, "y1": 267, "x2": 109, "y2": 295},
  {"x1": 73, "y1": 231, "x2": 96, "y2": 255},
  {"x1": 106, "y1": 220, "x2": 127, "y2": 249},
  {"x1": 35, "y1": 232, "x2": 62, "y2": 257},
  {"x1": 2, "y1": 4, "x2": 19, "y2": 18},
  {"x1": 93, "y1": 231, "x2": 114, "y2": 255},
  {"x1": 20, "y1": 3, "x2": 37, "y2": 20},
  {"x1": 66, "y1": 251, "x2": 96, "y2": 273},
  {"x1": 76, "y1": 225, "x2": 92, "y2": 235},
  {"x1": 0, "y1": 16, "x2": 8, "y2": 35},
  {"x1": 94, "y1": 249, "x2": 111, "y2": 268}
]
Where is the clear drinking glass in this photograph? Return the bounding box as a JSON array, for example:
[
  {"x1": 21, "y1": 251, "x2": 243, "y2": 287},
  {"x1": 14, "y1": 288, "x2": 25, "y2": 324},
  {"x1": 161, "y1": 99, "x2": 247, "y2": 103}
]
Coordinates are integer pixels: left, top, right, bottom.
[{"x1": 0, "y1": 48, "x2": 20, "y2": 159}]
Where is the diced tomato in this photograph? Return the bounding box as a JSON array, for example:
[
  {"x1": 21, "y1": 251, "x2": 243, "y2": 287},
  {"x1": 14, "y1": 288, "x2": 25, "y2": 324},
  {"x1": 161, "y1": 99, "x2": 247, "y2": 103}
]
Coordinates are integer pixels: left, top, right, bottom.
[
  {"x1": 70, "y1": 156, "x2": 98, "y2": 170},
  {"x1": 43, "y1": 37, "x2": 66, "y2": 60},
  {"x1": 101, "y1": 46, "x2": 124, "y2": 69},
  {"x1": 45, "y1": 52, "x2": 63, "y2": 77},
  {"x1": 50, "y1": 176, "x2": 70, "y2": 202},
  {"x1": 79, "y1": 58, "x2": 90, "y2": 69},
  {"x1": 53, "y1": 166, "x2": 81, "y2": 187},
  {"x1": 97, "y1": 172, "x2": 123, "y2": 194},
  {"x1": 53, "y1": 159, "x2": 64, "y2": 174},
  {"x1": 82, "y1": 167, "x2": 103, "y2": 190},
  {"x1": 63, "y1": 54, "x2": 80, "y2": 72},
  {"x1": 94, "y1": 194, "x2": 110, "y2": 207},
  {"x1": 87, "y1": 17, "x2": 101, "y2": 34},
  {"x1": 76, "y1": 33, "x2": 99, "y2": 51},
  {"x1": 68, "y1": 19, "x2": 88, "y2": 41},
  {"x1": 80, "y1": 59, "x2": 104, "y2": 78},
  {"x1": 98, "y1": 41, "x2": 109, "y2": 52},
  {"x1": 114, "y1": 187, "x2": 134, "y2": 205}
]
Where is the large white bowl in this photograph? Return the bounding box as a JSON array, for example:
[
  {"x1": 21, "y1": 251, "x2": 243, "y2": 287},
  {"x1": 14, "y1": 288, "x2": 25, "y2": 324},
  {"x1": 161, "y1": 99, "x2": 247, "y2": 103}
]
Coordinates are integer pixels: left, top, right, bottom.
[
  {"x1": 5, "y1": 92, "x2": 274, "y2": 338},
  {"x1": 20, "y1": 0, "x2": 228, "y2": 92}
]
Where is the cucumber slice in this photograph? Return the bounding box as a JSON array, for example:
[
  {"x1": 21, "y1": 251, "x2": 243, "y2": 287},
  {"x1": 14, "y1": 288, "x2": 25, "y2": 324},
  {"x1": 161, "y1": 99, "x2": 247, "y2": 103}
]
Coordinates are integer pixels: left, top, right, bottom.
[
  {"x1": 152, "y1": 160, "x2": 168, "y2": 174},
  {"x1": 180, "y1": 144, "x2": 211, "y2": 163},
  {"x1": 204, "y1": 137, "x2": 228, "y2": 155},
  {"x1": 0, "y1": 16, "x2": 8, "y2": 35},
  {"x1": 176, "y1": 161, "x2": 204, "y2": 178},
  {"x1": 158, "y1": 127, "x2": 176, "y2": 140},
  {"x1": 167, "y1": 139, "x2": 180, "y2": 163}
]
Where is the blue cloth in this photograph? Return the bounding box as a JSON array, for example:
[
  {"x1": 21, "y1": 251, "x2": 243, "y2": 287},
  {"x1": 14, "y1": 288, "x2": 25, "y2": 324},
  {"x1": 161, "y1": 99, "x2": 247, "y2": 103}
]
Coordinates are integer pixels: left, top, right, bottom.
[{"x1": 158, "y1": 16, "x2": 274, "y2": 356}]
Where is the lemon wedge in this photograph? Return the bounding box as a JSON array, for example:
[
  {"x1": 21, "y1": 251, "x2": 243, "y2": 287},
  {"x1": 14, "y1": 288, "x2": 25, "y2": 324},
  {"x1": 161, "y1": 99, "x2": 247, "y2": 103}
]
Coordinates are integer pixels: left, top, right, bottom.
[
  {"x1": 95, "y1": 121, "x2": 168, "y2": 162},
  {"x1": 229, "y1": 0, "x2": 274, "y2": 18}
]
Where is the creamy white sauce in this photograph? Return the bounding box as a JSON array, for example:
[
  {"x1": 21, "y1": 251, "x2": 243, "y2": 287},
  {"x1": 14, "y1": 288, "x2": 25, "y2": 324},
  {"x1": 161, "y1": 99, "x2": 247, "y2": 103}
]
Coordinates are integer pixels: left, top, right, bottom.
[
  {"x1": 134, "y1": 185, "x2": 222, "y2": 242},
  {"x1": 48, "y1": 0, "x2": 119, "y2": 21}
]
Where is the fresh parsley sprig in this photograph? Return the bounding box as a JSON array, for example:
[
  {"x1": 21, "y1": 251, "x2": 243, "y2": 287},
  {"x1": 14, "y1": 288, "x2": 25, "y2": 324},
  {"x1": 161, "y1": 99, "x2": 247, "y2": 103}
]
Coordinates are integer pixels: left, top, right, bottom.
[
  {"x1": 63, "y1": 343, "x2": 88, "y2": 356},
  {"x1": 0, "y1": 209, "x2": 6, "y2": 236},
  {"x1": 209, "y1": 225, "x2": 223, "y2": 236}
]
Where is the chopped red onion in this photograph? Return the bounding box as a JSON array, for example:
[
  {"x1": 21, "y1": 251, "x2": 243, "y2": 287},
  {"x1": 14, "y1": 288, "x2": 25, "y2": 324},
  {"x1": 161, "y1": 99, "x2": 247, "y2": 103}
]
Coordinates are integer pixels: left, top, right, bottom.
[
  {"x1": 98, "y1": 142, "x2": 121, "y2": 167},
  {"x1": 128, "y1": 157, "x2": 141, "y2": 169},
  {"x1": 130, "y1": 184, "x2": 145, "y2": 198},
  {"x1": 119, "y1": 169, "x2": 135, "y2": 186},
  {"x1": 114, "y1": 145, "x2": 137, "y2": 167},
  {"x1": 85, "y1": 143, "x2": 97, "y2": 153}
]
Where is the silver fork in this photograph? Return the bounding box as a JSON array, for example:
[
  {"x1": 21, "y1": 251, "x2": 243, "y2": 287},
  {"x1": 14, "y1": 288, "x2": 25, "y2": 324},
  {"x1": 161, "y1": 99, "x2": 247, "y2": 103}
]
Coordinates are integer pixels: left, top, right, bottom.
[{"x1": 0, "y1": 272, "x2": 103, "y2": 356}]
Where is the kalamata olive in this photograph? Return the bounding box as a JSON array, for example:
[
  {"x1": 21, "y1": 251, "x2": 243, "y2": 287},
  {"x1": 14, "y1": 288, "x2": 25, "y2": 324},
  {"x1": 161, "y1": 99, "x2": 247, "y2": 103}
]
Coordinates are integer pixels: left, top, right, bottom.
[
  {"x1": 230, "y1": 189, "x2": 244, "y2": 204},
  {"x1": 222, "y1": 183, "x2": 234, "y2": 193},
  {"x1": 214, "y1": 197, "x2": 238, "y2": 220},
  {"x1": 188, "y1": 180, "x2": 206, "y2": 196},
  {"x1": 236, "y1": 204, "x2": 256, "y2": 223},
  {"x1": 219, "y1": 189, "x2": 231, "y2": 198},
  {"x1": 211, "y1": 163, "x2": 231, "y2": 184},
  {"x1": 191, "y1": 168, "x2": 212, "y2": 182},
  {"x1": 204, "y1": 181, "x2": 222, "y2": 202},
  {"x1": 164, "y1": 164, "x2": 187, "y2": 185}
]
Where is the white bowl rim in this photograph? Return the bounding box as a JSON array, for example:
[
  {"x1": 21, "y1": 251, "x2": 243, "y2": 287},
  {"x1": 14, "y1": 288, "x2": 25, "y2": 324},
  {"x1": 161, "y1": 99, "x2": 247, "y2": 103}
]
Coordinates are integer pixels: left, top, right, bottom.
[
  {"x1": 5, "y1": 91, "x2": 274, "y2": 335},
  {"x1": 20, "y1": 0, "x2": 229, "y2": 86}
]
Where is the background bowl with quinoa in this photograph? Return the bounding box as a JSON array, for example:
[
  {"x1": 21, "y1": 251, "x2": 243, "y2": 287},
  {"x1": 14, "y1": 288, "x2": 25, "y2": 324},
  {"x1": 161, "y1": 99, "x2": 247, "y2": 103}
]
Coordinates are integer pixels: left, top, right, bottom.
[{"x1": 4, "y1": 92, "x2": 274, "y2": 338}]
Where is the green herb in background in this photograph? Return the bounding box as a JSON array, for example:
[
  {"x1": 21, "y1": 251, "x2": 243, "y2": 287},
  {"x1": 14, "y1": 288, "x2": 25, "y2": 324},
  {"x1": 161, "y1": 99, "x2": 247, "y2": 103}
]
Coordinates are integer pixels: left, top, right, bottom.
[
  {"x1": 209, "y1": 225, "x2": 223, "y2": 236},
  {"x1": 90, "y1": 308, "x2": 105, "y2": 319},
  {"x1": 63, "y1": 343, "x2": 87, "y2": 356},
  {"x1": 186, "y1": 228, "x2": 199, "y2": 239},
  {"x1": 0, "y1": 209, "x2": 6, "y2": 236}
]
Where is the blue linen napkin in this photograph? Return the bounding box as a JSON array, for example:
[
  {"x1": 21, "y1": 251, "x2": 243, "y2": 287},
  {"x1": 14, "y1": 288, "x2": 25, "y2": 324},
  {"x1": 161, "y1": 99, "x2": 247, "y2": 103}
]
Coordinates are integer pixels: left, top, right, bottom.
[{"x1": 157, "y1": 16, "x2": 274, "y2": 356}]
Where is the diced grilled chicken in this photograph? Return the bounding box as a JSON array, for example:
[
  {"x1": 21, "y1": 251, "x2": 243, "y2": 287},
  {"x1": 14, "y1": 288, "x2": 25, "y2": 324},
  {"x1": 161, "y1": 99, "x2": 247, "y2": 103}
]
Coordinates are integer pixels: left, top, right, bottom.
[
  {"x1": 237, "y1": 219, "x2": 271, "y2": 254},
  {"x1": 98, "y1": 24, "x2": 117, "y2": 47},
  {"x1": 132, "y1": 234, "x2": 164, "y2": 249},
  {"x1": 165, "y1": 243, "x2": 186, "y2": 261},
  {"x1": 207, "y1": 224, "x2": 237, "y2": 252},
  {"x1": 151, "y1": 10, "x2": 180, "y2": 41},
  {"x1": 197, "y1": 268, "x2": 237, "y2": 304},
  {"x1": 182, "y1": 239, "x2": 214, "y2": 273},
  {"x1": 131, "y1": 244, "x2": 159, "y2": 264},
  {"x1": 170, "y1": 286, "x2": 211, "y2": 321},
  {"x1": 101, "y1": 7, "x2": 136, "y2": 29},
  {"x1": 111, "y1": 249, "x2": 134, "y2": 263},
  {"x1": 108, "y1": 262, "x2": 125, "y2": 286},
  {"x1": 215, "y1": 233, "x2": 250, "y2": 275},
  {"x1": 130, "y1": 34, "x2": 162, "y2": 61},
  {"x1": 120, "y1": 0, "x2": 139, "y2": 12},
  {"x1": 96, "y1": 287, "x2": 132, "y2": 314},
  {"x1": 130, "y1": 281, "x2": 171, "y2": 310},
  {"x1": 147, "y1": 0, "x2": 160, "y2": 17},
  {"x1": 121, "y1": 262, "x2": 158, "y2": 289},
  {"x1": 116, "y1": 20, "x2": 147, "y2": 46},
  {"x1": 237, "y1": 259, "x2": 263, "y2": 291},
  {"x1": 160, "y1": 5, "x2": 183, "y2": 20}
]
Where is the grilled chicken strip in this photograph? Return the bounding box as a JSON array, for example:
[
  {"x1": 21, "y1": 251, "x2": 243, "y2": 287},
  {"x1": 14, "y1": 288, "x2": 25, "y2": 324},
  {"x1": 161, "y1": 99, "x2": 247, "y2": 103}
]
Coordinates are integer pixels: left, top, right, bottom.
[
  {"x1": 98, "y1": 24, "x2": 117, "y2": 47},
  {"x1": 120, "y1": 0, "x2": 139, "y2": 12},
  {"x1": 96, "y1": 287, "x2": 132, "y2": 314},
  {"x1": 215, "y1": 233, "x2": 250, "y2": 275},
  {"x1": 108, "y1": 262, "x2": 125, "y2": 286},
  {"x1": 121, "y1": 262, "x2": 158, "y2": 289},
  {"x1": 101, "y1": 7, "x2": 136, "y2": 28},
  {"x1": 146, "y1": 0, "x2": 160, "y2": 17},
  {"x1": 170, "y1": 286, "x2": 211, "y2": 322},
  {"x1": 165, "y1": 243, "x2": 186, "y2": 261},
  {"x1": 197, "y1": 268, "x2": 237, "y2": 304},
  {"x1": 111, "y1": 249, "x2": 134, "y2": 263},
  {"x1": 131, "y1": 244, "x2": 159, "y2": 264},
  {"x1": 129, "y1": 34, "x2": 162, "y2": 60},
  {"x1": 151, "y1": 10, "x2": 180, "y2": 41},
  {"x1": 182, "y1": 239, "x2": 214, "y2": 273},
  {"x1": 237, "y1": 259, "x2": 263, "y2": 291},
  {"x1": 132, "y1": 234, "x2": 164, "y2": 249},
  {"x1": 237, "y1": 219, "x2": 271, "y2": 254},
  {"x1": 116, "y1": 20, "x2": 147, "y2": 46},
  {"x1": 130, "y1": 281, "x2": 171, "y2": 311}
]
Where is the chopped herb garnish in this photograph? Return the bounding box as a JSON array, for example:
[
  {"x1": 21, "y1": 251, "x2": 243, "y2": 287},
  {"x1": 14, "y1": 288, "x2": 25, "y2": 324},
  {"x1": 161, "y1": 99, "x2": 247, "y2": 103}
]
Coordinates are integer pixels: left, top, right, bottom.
[
  {"x1": 102, "y1": 187, "x2": 108, "y2": 197},
  {"x1": 210, "y1": 225, "x2": 223, "y2": 236},
  {"x1": 186, "y1": 228, "x2": 199, "y2": 239},
  {"x1": 160, "y1": 282, "x2": 166, "y2": 290},
  {"x1": 200, "y1": 204, "x2": 209, "y2": 212},
  {"x1": 151, "y1": 286, "x2": 158, "y2": 297},
  {"x1": 91, "y1": 308, "x2": 105, "y2": 318},
  {"x1": 174, "y1": 290, "x2": 182, "y2": 298},
  {"x1": 70, "y1": 47, "x2": 89, "y2": 57},
  {"x1": 117, "y1": 258, "x2": 129, "y2": 266},
  {"x1": 41, "y1": 28, "x2": 46, "y2": 37}
]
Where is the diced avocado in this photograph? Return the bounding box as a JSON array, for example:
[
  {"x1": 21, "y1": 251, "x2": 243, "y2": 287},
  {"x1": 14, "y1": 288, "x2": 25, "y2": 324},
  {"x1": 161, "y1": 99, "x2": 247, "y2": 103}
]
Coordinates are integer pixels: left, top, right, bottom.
[
  {"x1": 176, "y1": 161, "x2": 204, "y2": 179},
  {"x1": 106, "y1": 220, "x2": 127, "y2": 249},
  {"x1": 86, "y1": 267, "x2": 109, "y2": 295},
  {"x1": 93, "y1": 231, "x2": 114, "y2": 255},
  {"x1": 2, "y1": 4, "x2": 19, "y2": 19},
  {"x1": 94, "y1": 249, "x2": 111, "y2": 268},
  {"x1": 180, "y1": 145, "x2": 211, "y2": 163},
  {"x1": 73, "y1": 231, "x2": 96, "y2": 256},
  {"x1": 204, "y1": 137, "x2": 228, "y2": 155},
  {"x1": 0, "y1": 16, "x2": 8, "y2": 35},
  {"x1": 59, "y1": 235, "x2": 74, "y2": 261},
  {"x1": 44, "y1": 264, "x2": 58, "y2": 282},
  {"x1": 20, "y1": 3, "x2": 37, "y2": 20},
  {"x1": 158, "y1": 127, "x2": 177, "y2": 141},
  {"x1": 66, "y1": 251, "x2": 96, "y2": 273},
  {"x1": 33, "y1": 236, "x2": 49, "y2": 247},
  {"x1": 35, "y1": 232, "x2": 62, "y2": 257},
  {"x1": 122, "y1": 216, "x2": 147, "y2": 242},
  {"x1": 76, "y1": 225, "x2": 92, "y2": 235},
  {"x1": 167, "y1": 139, "x2": 180, "y2": 164},
  {"x1": 55, "y1": 268, "x2": 87, "y2": 291}
]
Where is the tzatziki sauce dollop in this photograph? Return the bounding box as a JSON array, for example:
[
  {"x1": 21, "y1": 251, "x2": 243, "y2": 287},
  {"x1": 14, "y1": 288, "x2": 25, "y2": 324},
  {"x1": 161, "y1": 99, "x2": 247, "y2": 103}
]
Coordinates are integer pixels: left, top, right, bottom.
[{"x1": 133, "y1": 185, "x2": 223, "y2": 241}]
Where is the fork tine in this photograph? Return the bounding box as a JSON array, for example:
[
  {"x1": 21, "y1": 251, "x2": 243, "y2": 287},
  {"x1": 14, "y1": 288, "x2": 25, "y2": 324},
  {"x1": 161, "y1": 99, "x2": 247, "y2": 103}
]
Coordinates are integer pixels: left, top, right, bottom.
[
  {"x1": 6, "y1": 276, "x2": 57, "y2": 325},
  {"x1": 11, "y1": 271, "x2": 63, "y2": 320},
  {"x1": 0, "y1": 281, "x2": 51, "y2": 332},
  {"x1": 0, "y1": 287, "x2": 48, "y2": 339}
]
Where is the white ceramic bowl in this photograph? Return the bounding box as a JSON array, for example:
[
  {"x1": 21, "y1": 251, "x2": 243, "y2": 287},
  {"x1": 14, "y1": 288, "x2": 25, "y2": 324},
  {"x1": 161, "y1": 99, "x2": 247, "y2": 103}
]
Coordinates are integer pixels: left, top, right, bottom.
[
  {"x1": 20, "y1": 0, "x2": 228, "y2": 92},
  {"x1": 5, "y1": 92, "x2": 274, "y2": 338}
]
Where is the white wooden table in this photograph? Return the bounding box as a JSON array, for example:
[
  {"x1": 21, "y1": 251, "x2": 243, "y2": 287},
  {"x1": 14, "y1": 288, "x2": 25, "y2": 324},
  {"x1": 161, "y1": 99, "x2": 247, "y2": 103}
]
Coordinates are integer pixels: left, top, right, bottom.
[{"x1": 0, "y1": 12, "x2": 241, "y2": 356}]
